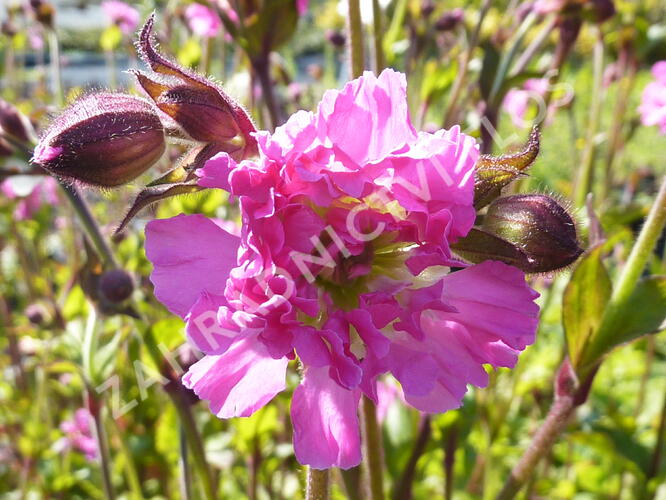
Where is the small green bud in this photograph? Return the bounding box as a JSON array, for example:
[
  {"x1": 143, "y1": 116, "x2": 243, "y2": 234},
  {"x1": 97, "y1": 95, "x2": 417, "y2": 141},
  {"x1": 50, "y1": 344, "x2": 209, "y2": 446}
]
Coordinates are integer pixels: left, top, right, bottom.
[
  {"x1": 32, "y1": 93, "x2": 166, "y2": 187},
  {"x1": 483, "y1": 194, "x2": 583, "y2": 273}
]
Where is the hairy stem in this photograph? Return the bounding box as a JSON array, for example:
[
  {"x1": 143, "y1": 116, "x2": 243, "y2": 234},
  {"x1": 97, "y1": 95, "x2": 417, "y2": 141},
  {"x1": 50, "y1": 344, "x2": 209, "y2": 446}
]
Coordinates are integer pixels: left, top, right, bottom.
[{"x1": 495, "y1": 364, "x2": 576, "y2": 500}]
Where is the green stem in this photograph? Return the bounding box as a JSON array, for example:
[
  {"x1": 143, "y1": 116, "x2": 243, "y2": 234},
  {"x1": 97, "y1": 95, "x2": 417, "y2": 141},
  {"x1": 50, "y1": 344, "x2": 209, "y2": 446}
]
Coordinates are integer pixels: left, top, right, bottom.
[
  {"x1": 87, "y1": 390, "x2": 117, "y2": 500},
  {"x1": 600, "y1": 63, "x2": 636, "y2": 203},
  {"x1": 488, "y1": 11, "x2": 538, "y2": 106},
  {"x1": 306, "y1": 468, "x2": 330, "y2": 500},
  {"x1": 583, "y1": 176, "x2": 666, "y2": 366},
  {"x1": 442, "y1": 0, "x2": 492, "y2": 128},
  {"x1": 252, "y1": 57, "x2": 280, "y2": 130},
  {"x1": 58, "y1": 183, "x2": 119, "y2": 269},
  {"x1": 141, "y1": 327, "x2": 219, "y2": 500},
  {"x1": 643, "y1": 387, "x2": 666, "y2": 500},
  {"x1": 201, "y1": 36, "x2": 213, "y2": 75},
  {"x1": 56, "y1": 181, "x2": 218, "y2": 500},
  {"x1": 363, "y1": 396, "x2": 385, "y2": 500},
  {"x1": 372, "y1": 0, "x2": 385, "y2": 72},
  {"x1": 348, "y1": 0, "x2": 365, "y2": 78},
  {"x1": 510, "y1": 15, "x2": 557, "y2": 77},
  {"x1": 47, "y1": 28, "x2": 64, "y2": 106},
  {"x1": 573, "y1": 28, "x2": 604, "y2": 208},
  {"x1": 495, "y1": 366, "x2": 576, "y2": 500},
  {"x1": 108, "y1": 414, "x2": 143, "y2": 500},
  {"x1": 180, "y1": 424, "x2": 194, "y2": 500}
]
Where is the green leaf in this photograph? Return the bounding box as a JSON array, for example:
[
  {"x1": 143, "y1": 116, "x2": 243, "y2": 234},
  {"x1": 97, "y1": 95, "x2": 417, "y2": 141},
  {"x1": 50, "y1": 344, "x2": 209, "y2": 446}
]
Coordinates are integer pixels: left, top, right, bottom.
[
  {"x1": 563, "y1": 245, "x2": 612, "y2": 370},
  {"x1": 115, "y1": 183, "x2": 206, "y2": 234},
  {"x1": 479, "y1": 40, "x2": 500, "y2": 102},
  {"x1": 100, "y1": 25, "x2": 122, "y2": 52},
  {"x1": 420, "y1": 60, "x2": 456, "y2": 103},
  {"x1": 600, "y1": 276, "x2": 666, "y2": 352}
]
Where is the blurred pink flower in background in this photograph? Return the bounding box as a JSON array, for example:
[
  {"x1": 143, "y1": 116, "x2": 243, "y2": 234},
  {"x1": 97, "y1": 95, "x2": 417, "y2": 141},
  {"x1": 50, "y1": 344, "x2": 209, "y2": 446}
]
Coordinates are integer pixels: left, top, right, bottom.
[
  {"x1": 145, "y1": 69, "x2": 540, "y2": 469},
  {"x1": 1, "y1": 176, "x2": 58, "y2": 220},
  {"x1": 503, "y1": 79, "x2": 548, "y2": 128},
  {"x1": 59, "y1": 409, "x2": 98, "y2": 461},
  {"x1": 376, "y1": 379, "x2": 403, "y2": 422},
  {"x1": 101, "y1": 0, "x2": 140, "y2": 35},
  {"x1": 638, "y1": 61, "x2": 666, "y2": 134},
  {"x1": 502, "y1": 78, "x2": 571, "y2": 128},
  {"x1": 28, "y1": 26, "x2": 44, "y2": 50},
  {"x1": 185, "y1": 3, "x2": 222, "y2": 38},
  {"x1": 297, "y1": 0, "x2": 309, "y2": 15}
]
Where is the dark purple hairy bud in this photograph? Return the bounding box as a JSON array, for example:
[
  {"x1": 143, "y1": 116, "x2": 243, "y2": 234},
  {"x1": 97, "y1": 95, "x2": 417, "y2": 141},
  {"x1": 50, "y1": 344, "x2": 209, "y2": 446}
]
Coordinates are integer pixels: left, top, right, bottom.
[
  {"x1": 483, "y1": 194, "x2": 583, "y2": 273},
  {"x1": 32, "y1": 93, "x2": 165, "y2": 187}
]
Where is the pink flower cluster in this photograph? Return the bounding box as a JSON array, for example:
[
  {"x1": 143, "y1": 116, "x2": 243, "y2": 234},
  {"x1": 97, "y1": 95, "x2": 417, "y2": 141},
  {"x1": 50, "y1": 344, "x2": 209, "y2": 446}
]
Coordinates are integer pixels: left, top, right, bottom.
[
  {"x1": 59, "y1": 408, "x2": 98, "y2": 461},
  {"x1": 145, "y1": 69, "x2": 540, "y2": 469},
  {"x1": 101, "y1": 1, "x2": 140, "y2": 35},
  {"x1": 638, "y1": 61, "x2": 666, "y2": 134}
]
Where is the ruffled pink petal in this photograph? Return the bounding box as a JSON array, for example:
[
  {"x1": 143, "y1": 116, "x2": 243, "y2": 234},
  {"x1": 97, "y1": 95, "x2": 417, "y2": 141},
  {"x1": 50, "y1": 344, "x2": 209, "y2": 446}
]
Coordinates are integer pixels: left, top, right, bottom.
[
  {"x1": 183, "y1": 337, "x2": 288, "y2": 418},
  {"x1": 652, "y1": 61, "x2": 666, "y2": 82},
  {"x1": 197, "y1": 152, "x2": 235, "y2": 191},
  {"x1": 317, "y1": 69, "x2": 417, "y2": 166},
  {"x1": 145, "y1": 214, "x2": 239, "y2": 317},
  {"x1": 291, "y1": 366, "x2": 362, "y2": 470},
  {"x1": 185, "y1": 292, "x2": 248, "y2": 354},
  {"x1": 440, "y1": 260, "x2": 540, "y2": 351}
]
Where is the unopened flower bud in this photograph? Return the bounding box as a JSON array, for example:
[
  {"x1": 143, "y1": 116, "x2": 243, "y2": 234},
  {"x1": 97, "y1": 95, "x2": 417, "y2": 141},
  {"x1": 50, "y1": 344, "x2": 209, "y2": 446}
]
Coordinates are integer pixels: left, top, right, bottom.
[
  {"x1": 32, "y1": 93, "x2": 165, "y2": 187},
  {"x1": 421, "y1": 0, "x2": 435, "y2": 18},
  {"x1": 1, "y1": 20, "x2": 17, "y2": 38},
  {"x1": 584, "y1": 0, "x2": 615, "y2": 24},
  {"x1": 0, "y1": 99, "x2": 33, "y2": 144},
  {"x1": 29, "y1": 0, "x2": 55, "y2": 28},
  {"x1": 26, "y1": 303, "x2": 49, "y2": 325},
  {"x1": 483, "y1": 194, "x2": 583, "y2": 273},
  {"x1": 434, "y1": 8, "x2": 464, "y2": 32},
  {"x1": 326, "y1": 29, "x2": 346, "y2": 48},
  {"x1": 554, "y1": 15, "x2": 582, "y2": 66},
  {"x1": 99, "y1": 269, "x2": 134, "y2": 303},
  {"x1": 135, "y1": 16, "x2": 257, "y2": 160}
]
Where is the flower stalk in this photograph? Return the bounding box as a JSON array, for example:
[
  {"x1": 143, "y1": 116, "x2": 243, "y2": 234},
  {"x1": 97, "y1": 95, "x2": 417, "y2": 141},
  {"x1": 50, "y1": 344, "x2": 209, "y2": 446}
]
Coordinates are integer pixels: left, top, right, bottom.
[
  {"x1": 495, "y1": 362, "x2": 577, "y2": 500},
  {"x1": 306, "y1": 468, "x2": 330, "y2": 500},
  {"x1": 443, "y1": 0, "x2": 492, "y2": 128},
  {"x1": 348, "y1": 0, "x2": 364, "y2": 78},
  {"x1": 86, "y1": 389, "x2": 117, "y2": 500},
  {"x1": 372, "y1": 0, "x2": 385, "y2": 72},
  {"x1": 363, "y1": 396, "x2": 385, "y2": 500},
  {"x1": 573, "y1": 27, "x2": 604, "y2": 207},
  {"x1": 583, "y1": 175, "x2": 666, "y2": 367}
]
